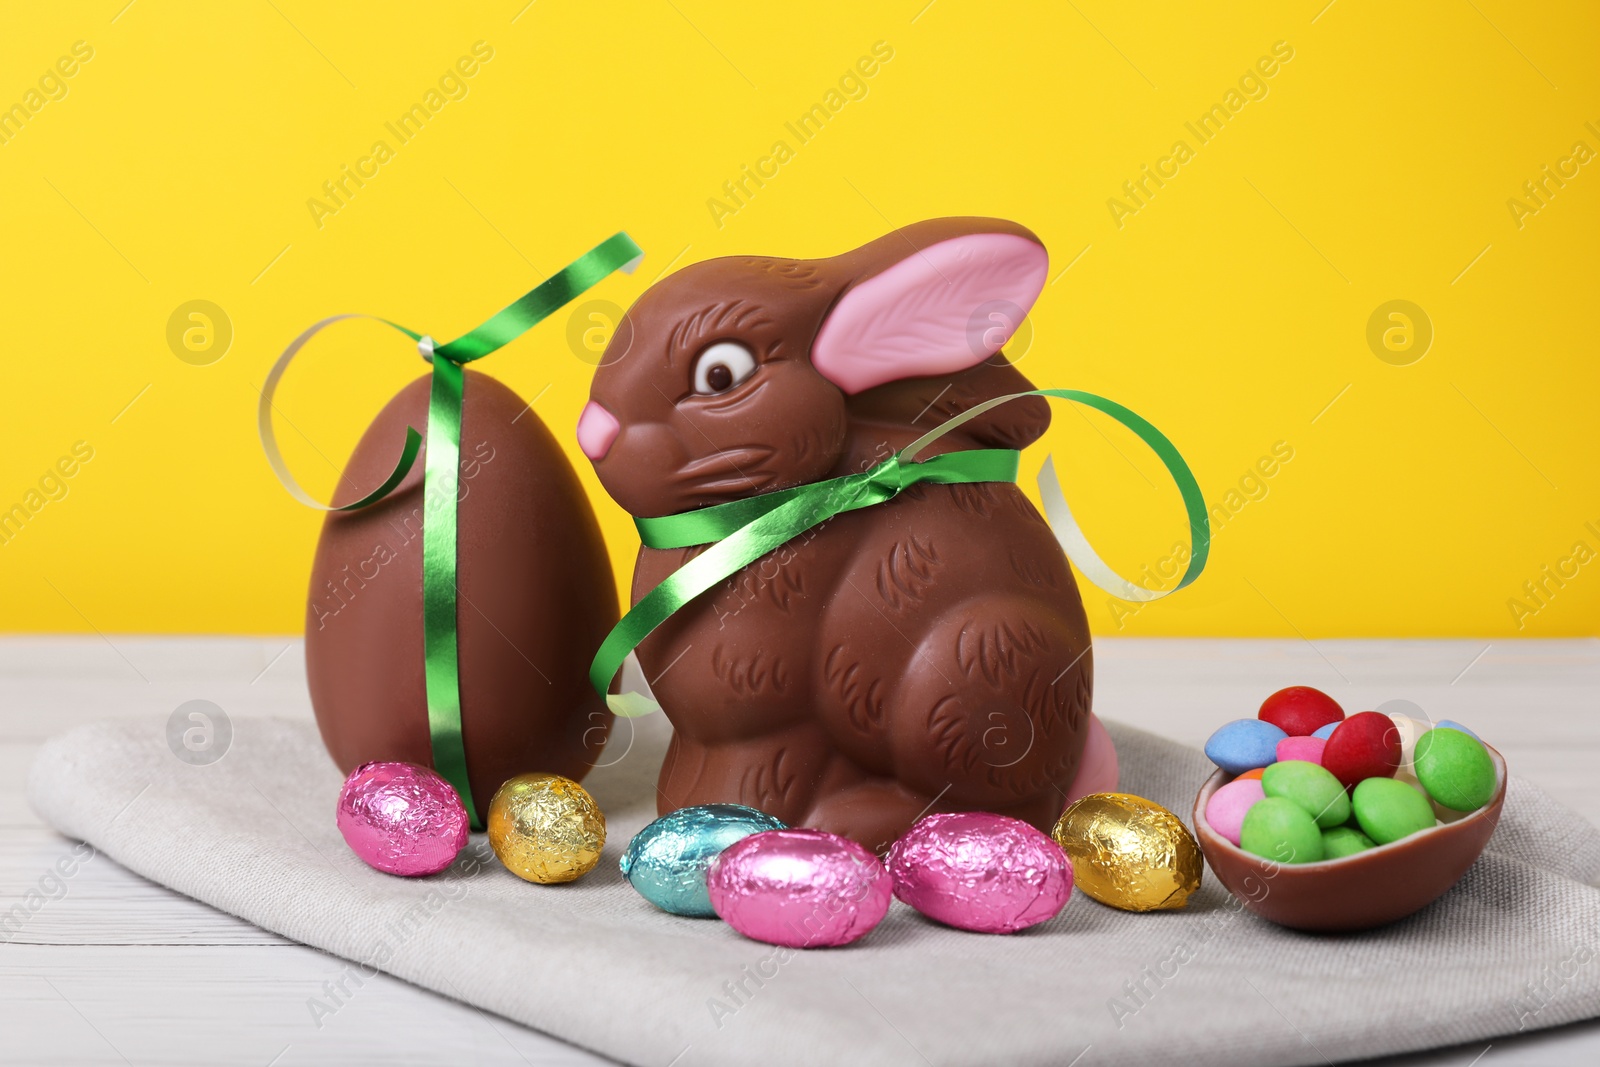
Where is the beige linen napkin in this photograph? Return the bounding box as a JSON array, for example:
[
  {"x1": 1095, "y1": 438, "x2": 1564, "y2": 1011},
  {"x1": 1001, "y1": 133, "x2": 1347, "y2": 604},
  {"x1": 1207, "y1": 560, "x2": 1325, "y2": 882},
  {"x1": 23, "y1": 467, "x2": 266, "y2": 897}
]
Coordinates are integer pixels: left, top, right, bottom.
[{"x1": 28, "y1": 714, "x2": 1600, "y2": 1066}]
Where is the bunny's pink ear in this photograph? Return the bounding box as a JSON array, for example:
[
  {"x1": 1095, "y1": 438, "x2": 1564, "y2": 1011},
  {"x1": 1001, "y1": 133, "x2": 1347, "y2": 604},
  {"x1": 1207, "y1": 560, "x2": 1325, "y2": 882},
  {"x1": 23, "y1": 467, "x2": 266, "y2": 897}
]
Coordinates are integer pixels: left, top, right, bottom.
[{"x1": 811, "y1": 232, "x2": 1048, "y2": 394}]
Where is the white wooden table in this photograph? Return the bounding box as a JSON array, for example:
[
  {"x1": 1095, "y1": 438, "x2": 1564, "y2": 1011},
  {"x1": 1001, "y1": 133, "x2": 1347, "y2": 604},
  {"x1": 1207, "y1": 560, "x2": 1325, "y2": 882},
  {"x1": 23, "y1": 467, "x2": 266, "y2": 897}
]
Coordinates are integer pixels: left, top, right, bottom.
[{"x1": 3, "y1": 636, "x2": 1598, "y2": 1066}]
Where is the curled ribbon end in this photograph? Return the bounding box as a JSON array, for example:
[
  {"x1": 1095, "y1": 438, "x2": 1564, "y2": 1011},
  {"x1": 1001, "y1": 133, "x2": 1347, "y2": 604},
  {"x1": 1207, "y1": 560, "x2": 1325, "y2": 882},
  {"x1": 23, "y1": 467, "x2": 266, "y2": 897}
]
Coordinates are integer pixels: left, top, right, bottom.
[
  {"x1": 607, "y1": 691, "x2": 662, "y2": 719},
  {"x1": 595, "y1": 389, "x2": 1211, "y2": 702},
  {"x1": 265, "y1": 233, "x2": 647, "y2": 815}
]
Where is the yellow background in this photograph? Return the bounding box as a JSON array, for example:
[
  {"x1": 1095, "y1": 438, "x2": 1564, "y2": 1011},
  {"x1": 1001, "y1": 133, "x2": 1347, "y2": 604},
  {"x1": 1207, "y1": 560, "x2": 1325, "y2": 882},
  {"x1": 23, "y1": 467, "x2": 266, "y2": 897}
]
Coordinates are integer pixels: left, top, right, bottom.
[{"x1": 2, "y1": 1, "x2": 1596, "y2": 637}]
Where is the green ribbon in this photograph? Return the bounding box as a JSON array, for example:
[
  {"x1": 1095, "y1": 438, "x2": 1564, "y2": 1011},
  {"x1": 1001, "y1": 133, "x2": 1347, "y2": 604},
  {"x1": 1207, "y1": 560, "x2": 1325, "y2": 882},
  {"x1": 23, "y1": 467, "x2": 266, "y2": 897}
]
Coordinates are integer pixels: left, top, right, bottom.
[
  {"x1": 591, "y1": 388, "x2": 1209, "y2": 718},
  {"x1": 260, "y1": 232, "x2": 643, "y2": 827}
]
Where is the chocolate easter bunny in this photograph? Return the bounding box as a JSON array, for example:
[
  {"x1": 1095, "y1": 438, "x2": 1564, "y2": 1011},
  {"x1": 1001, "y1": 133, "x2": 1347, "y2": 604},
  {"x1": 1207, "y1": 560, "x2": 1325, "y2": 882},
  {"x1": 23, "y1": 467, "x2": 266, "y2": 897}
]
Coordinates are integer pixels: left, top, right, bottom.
[{"x1": 580, "y1": 218, "x2": 1102, "y2": 850}]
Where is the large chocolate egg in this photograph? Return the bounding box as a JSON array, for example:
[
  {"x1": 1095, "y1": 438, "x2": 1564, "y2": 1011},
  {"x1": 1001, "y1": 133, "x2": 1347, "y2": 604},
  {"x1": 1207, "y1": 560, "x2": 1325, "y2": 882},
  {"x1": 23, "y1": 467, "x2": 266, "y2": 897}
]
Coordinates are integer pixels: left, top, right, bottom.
[{"x1": 306, "y1": 370, "x2": 616, "y2": 815}]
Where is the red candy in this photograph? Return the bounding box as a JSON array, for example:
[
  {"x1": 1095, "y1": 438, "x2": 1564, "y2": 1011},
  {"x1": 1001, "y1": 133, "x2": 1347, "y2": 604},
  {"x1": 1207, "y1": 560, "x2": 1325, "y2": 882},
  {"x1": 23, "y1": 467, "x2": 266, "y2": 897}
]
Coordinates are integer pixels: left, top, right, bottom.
[
  {"x1": 1321, "y1": 710, "x2": 1400, "y2": 789},
  {"x1": 1259, "y1": 686, "x2": 1345, "y2": 737}
]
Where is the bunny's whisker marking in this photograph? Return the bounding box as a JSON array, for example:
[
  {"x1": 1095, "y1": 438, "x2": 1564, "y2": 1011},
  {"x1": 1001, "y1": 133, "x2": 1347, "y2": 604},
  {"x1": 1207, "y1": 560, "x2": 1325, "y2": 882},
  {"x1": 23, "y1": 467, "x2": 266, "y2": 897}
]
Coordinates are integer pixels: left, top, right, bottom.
[
  {"x1": 687, "y1": 473, "x2": 780, "y2": 496},
  {"x1": 651, "y1": 381, "x2": 767, "y2": 493},
  {"x1": 679, "y1": 446, "x2": 775, "y2": 476}
]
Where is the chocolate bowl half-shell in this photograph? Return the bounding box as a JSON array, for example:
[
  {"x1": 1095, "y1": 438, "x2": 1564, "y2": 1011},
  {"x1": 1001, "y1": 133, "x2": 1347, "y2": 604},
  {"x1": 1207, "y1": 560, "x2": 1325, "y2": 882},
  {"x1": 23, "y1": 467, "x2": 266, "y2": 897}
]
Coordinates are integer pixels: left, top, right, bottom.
[
  {"x1": 1192, "y1": 745, "x2": 1506, "y2": 932},
  {"x1": 306, "y1": 370, "x2": 616, "y2": 814}
]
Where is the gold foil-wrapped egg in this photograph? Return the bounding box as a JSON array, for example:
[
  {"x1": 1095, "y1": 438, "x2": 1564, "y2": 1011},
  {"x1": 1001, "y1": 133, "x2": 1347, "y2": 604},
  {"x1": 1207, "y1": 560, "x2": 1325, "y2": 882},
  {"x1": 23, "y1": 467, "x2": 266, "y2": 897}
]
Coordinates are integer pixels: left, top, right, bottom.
[
  {"x1": 1052, "y1": 792, "x2": 1201, "y2": 912},
  {"x1": 487, "y1": 773, "x2": 606, "y2": 884}
]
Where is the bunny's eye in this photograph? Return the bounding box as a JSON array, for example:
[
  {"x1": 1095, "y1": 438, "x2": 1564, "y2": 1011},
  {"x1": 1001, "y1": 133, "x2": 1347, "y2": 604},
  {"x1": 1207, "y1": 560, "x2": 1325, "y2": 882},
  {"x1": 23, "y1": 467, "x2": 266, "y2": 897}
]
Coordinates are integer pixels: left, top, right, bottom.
[{"x1": 692, "y1": 342, "x2": 757, "y2": 395}]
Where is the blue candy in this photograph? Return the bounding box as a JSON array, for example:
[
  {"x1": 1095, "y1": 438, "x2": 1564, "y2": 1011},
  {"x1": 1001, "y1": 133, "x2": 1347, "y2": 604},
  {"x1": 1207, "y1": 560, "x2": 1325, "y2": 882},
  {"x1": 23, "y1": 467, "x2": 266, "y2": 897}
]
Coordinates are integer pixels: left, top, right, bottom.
[
  {"x1": 620, "y1": 804, "x2": 787, "y2": 917},
  {"x1": 1437, "y1": 719, "x2": 1480, "y2": 741},
  {"x1": 1311, "y1": 722, "x2": 1339, "y2": 740},
  {"x1": 1205, "y1": 719, "x2": 1289, "y2": 775}
]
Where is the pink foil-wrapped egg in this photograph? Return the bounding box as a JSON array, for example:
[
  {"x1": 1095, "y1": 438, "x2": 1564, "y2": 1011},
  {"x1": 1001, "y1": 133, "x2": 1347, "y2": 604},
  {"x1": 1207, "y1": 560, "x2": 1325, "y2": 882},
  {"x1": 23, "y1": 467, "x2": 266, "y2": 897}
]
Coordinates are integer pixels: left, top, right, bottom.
[
  {"x1": 706, "y1": 828, "x2": 892, "y2": 947},
  {"x1": 887, "y1": 812, "x2": 1072, "y2": 934},
  {"x1": 336, "y1": 761, "x2": 470, "y2": 876}
]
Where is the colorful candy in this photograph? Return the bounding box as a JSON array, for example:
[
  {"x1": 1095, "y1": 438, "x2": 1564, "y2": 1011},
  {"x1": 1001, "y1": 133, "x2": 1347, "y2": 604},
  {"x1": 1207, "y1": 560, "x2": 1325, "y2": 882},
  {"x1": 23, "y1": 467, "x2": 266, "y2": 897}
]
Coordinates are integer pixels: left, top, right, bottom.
[
  {"x1": 707, "y1": 829, "x2": 892, "y2": 947},
  {"x1": 1052, "y1": 792, "x2": 1202, "y2": 911},
  {"x1": 1351, "y1": 777, "x2": 1436, "y2": 845},
  {"x1": 1239, "y1": 796, "x2": 1325, "y2": 864},
  {"x1": 1275, "y1": 735, "x2": 1326, "y2": 765},
  {"x1": 1387, "y1": 713, "x2": 1433, "y2": 771},
  {"x1": 1437, "y1": 719, "x2": 1480, "y2": 741},
  {"x1": 887, "y1": 812, "x2": 1071, "y2": 933},
  {"x1": 1321, "y1": 825, "x2": 1376, "y2": 859},
  {"x1": 1258, "y1": 685, "x2": 1345, "y2": 737},
  {"x1": 1202, "y1": 689, "x2": 1500, "y2": 866},
  {"x1": 620, "y1": 804, "x2": 787, "y2": 917},
  {"x1": 1414, "y1": 728, "x2": 1496, "y2": 812},
  {"x1": 1262, "y1": 760, "x2": 1350, "y2": 829},
  {"x1": 1204, "y1": 778, "x2": 1265, "y2": 846},
  {"x1": 486, "y1": 772, "x2": 606, "y2": 884},
  {"x1": 1321, "y1": 711, "x2": 1401, "y2": 789},
  {"x1": 336, "y1": 761, "x2": 469, "y2": 876},
  {"x1": 1393, "y1": 766, "x2": 1431, "y2": 796},
  {"x1": 1204, "y1": 719, "x2": 1287, "y2": 775}
]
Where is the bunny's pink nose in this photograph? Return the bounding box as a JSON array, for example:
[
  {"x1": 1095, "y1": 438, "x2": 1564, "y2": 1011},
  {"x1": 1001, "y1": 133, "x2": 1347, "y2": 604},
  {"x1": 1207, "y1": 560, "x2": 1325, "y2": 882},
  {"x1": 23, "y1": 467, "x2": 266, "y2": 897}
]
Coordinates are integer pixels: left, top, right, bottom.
[{"x1": 576, "y1": 401, "x2": 620, "y2": 460}]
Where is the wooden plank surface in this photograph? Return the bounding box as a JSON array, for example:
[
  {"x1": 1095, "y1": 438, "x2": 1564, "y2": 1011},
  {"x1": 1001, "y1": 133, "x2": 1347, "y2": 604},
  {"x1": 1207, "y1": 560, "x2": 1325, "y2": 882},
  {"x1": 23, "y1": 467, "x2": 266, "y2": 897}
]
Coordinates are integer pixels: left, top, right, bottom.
[{"x1": 2, "y1": 636, "x2": 1597, "y2": 1066}]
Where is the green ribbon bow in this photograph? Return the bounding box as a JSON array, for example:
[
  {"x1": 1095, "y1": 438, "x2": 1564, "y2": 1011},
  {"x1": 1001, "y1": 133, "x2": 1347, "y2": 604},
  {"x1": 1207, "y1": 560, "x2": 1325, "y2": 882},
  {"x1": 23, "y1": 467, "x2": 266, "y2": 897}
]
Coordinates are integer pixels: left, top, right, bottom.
[
  {"x1": 590, "y1": 388, "x2": 1210, "y2": 718},
  {"x1": 260, "y1": 232, "x2": 643, "y2": 827}
]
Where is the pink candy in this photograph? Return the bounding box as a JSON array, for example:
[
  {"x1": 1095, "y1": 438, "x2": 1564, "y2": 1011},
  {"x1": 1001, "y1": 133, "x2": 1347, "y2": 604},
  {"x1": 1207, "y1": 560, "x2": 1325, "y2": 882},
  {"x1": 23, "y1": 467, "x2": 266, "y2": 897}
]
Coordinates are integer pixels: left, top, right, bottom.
[
  {"x1": 336, "y1": 761, "x2": 469, "y2": 876},
  {"x1": 1276, "y1": 735, "x2": 1326, "y2": 765},
  {"x1": 887, "y1": 812, "x2": 1071, "y2": 933},
  {"x1": 1204, "y1": 778, "x2": 1266, "y2": 846},
  {"x1": 707, "y1": 829, "x2": 892, "y2": 947}
]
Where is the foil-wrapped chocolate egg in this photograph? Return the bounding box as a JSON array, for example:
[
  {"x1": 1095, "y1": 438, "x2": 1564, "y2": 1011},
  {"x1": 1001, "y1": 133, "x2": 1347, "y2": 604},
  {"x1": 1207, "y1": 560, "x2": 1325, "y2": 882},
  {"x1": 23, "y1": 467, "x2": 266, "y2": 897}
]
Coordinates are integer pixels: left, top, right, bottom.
[
  {"x1": 887, "y1": 812, "x2": 1072, "y2": 933},
  {"x1": 1052, "y1": 792, "x2": 1202, "y2": 912},
  {"x1": 620, "y1": 804, "x2": 787, "y2": 917},
  {"x1": 707, "y1": 828, "x2": 891, "y2": 947},
  {"x1": 487, "y1": 772, "x2": 606, "y2": 884},
  {"x1": 336, "y1": 761, "x2": 469, "y2": 876}
]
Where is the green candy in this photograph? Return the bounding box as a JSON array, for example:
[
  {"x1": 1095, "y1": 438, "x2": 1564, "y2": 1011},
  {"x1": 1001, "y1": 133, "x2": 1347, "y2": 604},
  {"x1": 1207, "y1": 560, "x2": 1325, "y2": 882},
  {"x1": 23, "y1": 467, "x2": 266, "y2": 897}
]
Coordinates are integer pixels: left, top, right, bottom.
[
  {"x1": 1415, "y1": 728, "x2": 1496, "y2": 812},
  {"x1": 1352, "y1": 777, "x2": 1437, "y2": 845},
  {"x1": 1240, "y1": 796, "x2": 1326, "y2": 864},
  {"x1": 1262, "y1": 760, "x2": 1351, "y2": 828},
  {"x1": 1322, "y1": 825, "x2": 1376, "y2": 859}
]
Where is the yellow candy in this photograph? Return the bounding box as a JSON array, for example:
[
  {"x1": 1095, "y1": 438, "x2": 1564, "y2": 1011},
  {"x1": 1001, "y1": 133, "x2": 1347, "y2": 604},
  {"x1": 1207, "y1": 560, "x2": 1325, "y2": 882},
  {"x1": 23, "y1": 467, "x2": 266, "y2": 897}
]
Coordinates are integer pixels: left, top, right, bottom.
[
  {"x1": 1052, "y1": 792, "x2": 1202, "y2": 912},
  {"x1": 487, "y1": 772, "x2": 606, "y2": 884}
]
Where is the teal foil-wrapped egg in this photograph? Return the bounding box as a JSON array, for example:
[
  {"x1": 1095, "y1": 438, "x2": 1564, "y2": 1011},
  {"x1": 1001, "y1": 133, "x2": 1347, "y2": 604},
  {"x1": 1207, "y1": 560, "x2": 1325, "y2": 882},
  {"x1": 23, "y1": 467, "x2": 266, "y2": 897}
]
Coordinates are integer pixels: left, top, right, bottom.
[{"x1": 620, "y1": 804, "x2": 787, "y2": 916}]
